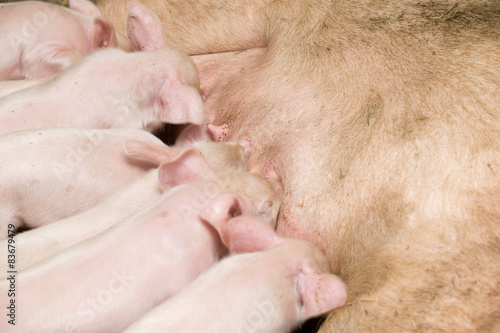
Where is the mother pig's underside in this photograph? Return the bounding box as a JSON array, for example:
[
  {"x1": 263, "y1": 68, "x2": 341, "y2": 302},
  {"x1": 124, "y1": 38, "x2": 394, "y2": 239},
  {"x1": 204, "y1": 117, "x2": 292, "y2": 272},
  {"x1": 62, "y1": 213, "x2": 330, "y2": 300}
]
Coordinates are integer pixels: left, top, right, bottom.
[{"x1": 98, "y1": 0, "x2": 500, "y2": 331}]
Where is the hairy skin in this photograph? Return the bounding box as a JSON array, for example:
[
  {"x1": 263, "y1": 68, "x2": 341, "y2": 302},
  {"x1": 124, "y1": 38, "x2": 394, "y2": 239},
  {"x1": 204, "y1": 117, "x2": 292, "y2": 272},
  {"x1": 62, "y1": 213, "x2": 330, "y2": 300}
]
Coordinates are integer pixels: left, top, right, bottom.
[
  {"x1": 97, "y1": 0, "x2": 269, "y2": 54},
  {"x1": 98, "y1": 0, "x2": 500, "y2": 331}
]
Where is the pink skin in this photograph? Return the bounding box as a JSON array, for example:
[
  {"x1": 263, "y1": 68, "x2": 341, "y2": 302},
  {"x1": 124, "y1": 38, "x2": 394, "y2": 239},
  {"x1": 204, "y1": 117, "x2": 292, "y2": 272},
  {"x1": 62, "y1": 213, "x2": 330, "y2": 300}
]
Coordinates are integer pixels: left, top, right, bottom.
[
  {"x1": 175, "y1": 122, "x2": 213, "y2": 147},
  {"x1": 123, "y1": 140, "x2": 281, "y2": 224},
  {"x1": 206, "y1": 123, "x2": 229, "y2": 142},
  {"x1": 0, "y1": 149, "x2": 280, "y2": 332},
  {"x1": 0, "y1": 169, "x2": 162, "y2": 272},
  {"x1": 0, "y1": 79, "x2": 43, "y2": 99},
  {"x1": 125, "y1": 216, "x2": 347, "y2": 333},
  {"x1": 0, "y1": 141, "x2": 280, "y2": 271},
  {"x1": 0, "y1": 128, "x2": 162, "y2": 236},
  {"x1": 0, "y1": 2, "x2": 203, "y2": 136},
  {"x1": 90, "y1": 1, "x2": 500, "y2": 331},
  {"x1": 126, "y1": 139, "x2": 250, "y2": 172},
  {"x1": 0, "y1": 0, "x2": 117, "y2": 80}
]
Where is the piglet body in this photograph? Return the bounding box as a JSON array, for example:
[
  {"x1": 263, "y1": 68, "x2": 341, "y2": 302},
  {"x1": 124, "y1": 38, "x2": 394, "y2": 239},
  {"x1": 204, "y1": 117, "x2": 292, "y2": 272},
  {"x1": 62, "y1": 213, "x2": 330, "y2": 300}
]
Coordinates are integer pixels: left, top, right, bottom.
[
  {"x1": 0, "y1": 150, "x2": 281, "y2": 333},
  {"x1": 0, "y1": 128, "x2": 162, "y2": 234},
  {"x1": 0, "y1": 0, "x2": 116, "y2": 80},
  {"x1": 1, "y1": 141, "x2": 275, "y2": 271},
  {"x1": 0, "y1": 47, "x2": 203, "y2": 135},
  {"x1": 0, "y1": 79, "x2": 43, "y2": 99},
  {"x1": 125, "y1": 216, "x2": 347, "y2": 333},
  {"x1": 0, "y1": 2, "x2": 203, "y2": 135}
]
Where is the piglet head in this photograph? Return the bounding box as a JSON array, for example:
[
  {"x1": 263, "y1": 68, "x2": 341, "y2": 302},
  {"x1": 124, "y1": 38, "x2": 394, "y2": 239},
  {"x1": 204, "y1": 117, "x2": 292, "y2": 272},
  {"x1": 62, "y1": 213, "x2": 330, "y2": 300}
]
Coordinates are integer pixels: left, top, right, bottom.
[
  {"x1": 219, "y1": 171, "x2": 282, "y2": 228},
  {"x1": 156, "y1": 77, "x2": 204, "y2": 125},
  {"x1": 191, "y1": 141, "x2": 250, "y2": 172},
  {"x1": 127, "y1": 1, "x2": 204, "y2": 126},
  {"x1": 155, "y1": 147, "x2": 250, "y2": 256},
  {"x1": 124, "y1": 140, "x2": 249, "y2": 172},
  {"x1": 222, "y1": 216, "x2": 347, "y2": 322},
  {"x1": 296, "y1": 262, "x2": 347, "y2": 321}
]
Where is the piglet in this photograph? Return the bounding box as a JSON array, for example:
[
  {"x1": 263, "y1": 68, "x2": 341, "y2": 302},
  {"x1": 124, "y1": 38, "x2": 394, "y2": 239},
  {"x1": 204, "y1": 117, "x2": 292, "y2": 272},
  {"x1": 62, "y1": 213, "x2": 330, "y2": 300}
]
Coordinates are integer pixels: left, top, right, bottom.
[
  {"x1": 125, "y1": 216, "x2": 347, "y2": 333},
  {"x1": 0, "y1": 149, "x2": 281, "y2": 333},
  {"x1": 0, "y1": 0, "x2": 117, "y2": 80},
  {"x1": 0, "y1": 128, "x2": 163, "y2": 237},
  {"x1": 0, "y1": 79, "x2": 43, "y2": 99},
  {"x1": 0, "y1": 2, "x2": 203, "y2": 135},
  {"x1": 124, "y1": 138, "x2": 279, "y2": 225},
  {"x1": 0, "y1": 141, "x2": 279, "y2": 271}
]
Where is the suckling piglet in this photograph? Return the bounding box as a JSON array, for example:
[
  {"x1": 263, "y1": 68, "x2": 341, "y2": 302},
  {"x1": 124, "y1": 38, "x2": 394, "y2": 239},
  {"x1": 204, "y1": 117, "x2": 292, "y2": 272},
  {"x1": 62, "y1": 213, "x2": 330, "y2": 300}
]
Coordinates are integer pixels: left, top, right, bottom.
[
  {"x1": 0, "y1": 149, "x2": 282, "y2": 333},
  {"x1": 0, "y1": 2, "x2": 203, "y2": 135},
  {"x1": 125, "y1": 215, "x2": 347, "y2": 333},
  {"x1": 0, "y1": 0, "x2": 117, "y2": 80}
]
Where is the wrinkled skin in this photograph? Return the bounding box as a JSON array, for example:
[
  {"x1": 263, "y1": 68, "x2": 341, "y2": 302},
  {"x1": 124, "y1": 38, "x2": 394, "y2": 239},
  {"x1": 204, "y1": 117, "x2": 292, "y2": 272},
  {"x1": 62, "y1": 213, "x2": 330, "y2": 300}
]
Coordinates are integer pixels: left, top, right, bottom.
[
  {"x1": 125, "y1": 216, "x2": 346, "y2": 333},
  {"x1": 0, "y1": 0, "x2": 117, "y2": 80},
  {"x1": 98, "y1": 0, "x2": 500, "y2": 331},
  {"x1": 0, "y1": 149, "x2": 282, "y2": 333}
]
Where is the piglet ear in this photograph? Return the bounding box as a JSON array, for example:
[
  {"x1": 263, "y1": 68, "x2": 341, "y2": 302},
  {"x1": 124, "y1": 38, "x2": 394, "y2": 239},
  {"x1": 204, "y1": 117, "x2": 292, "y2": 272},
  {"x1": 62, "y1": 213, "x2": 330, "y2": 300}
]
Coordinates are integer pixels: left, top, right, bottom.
[
  {"x1": 199, "y1": 193, "x2": 245, "y2": 232},
  {"x1": 124, "y1": 140, "x2": 175, "y2": 165},
  {"x1": 298, "y1": 271, "x2": 347, "y2": 320},
  {"x1": 127, "y1": 1, "x2": 164, "y2": 51},
  {"x1": 222, "y1": 216, "x2": 280, "y2": 254},
  {"x1": 68, "y1": 0, "x2": 101, "y2": 17},
  {"x1": 92, "y1": 18, "x2": 116, "y2": 49},
  {"x1": 159, "y1": 80, "x2": 204, "y2": 125},
  {"x1": 158, "y1": 148, "x2": 211, "y2": 190}
]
